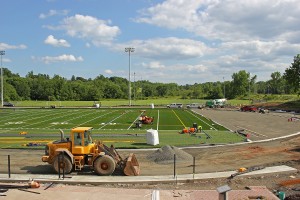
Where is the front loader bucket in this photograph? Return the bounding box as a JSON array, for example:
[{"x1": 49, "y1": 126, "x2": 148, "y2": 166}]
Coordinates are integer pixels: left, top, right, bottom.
[{"x1": 123, "y1": 153, "x2": 140, "y2": 176}]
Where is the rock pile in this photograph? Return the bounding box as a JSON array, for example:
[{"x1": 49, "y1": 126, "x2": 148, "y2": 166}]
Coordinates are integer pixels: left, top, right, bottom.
[{"x1": 147, "y1": 145, "x2": 193, "y2": 164}]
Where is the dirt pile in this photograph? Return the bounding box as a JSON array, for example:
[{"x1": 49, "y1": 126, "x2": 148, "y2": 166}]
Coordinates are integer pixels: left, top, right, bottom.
[{"x1": 147, "y1": 145, "x2": 193, "y2": 164}]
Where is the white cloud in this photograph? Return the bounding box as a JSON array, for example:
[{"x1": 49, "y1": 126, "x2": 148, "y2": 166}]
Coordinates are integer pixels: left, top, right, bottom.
[
  {"x1": 135, "y1": 0, "x2": 300, "y2": 41},
  {"x1": 132, "y1": 0, "x2": 300, "y2": 83},
  {"x1": 44, "y1": 35, "x2": 70, "y2": 47},
  {"x1": 0, "y1": 43, "x2": 27, "y2": 50},
  {"x1": 136, "y1": 62, "x2": 209, "y2": 83},
  {"x1": 104, "y1": 69, "x2": 113, "y2": 74},
  {"x1": 51, "y1": 14, "x2": 120, "y2": 46},
  {"x1": 85, "y1": 43, "x2": 91, "y2": 48},
  {"x1": 41, "y1": 54, "x2": 83, "y2": 64},
  {"x1": 143, "y1": 61, "x2": 165, "y2": 69},
  {"x1": 115, "y1": 37, "x2": 211, "y2": 60},
  {"x1": 39, "y1": 9, "x2": 69, "y2": 19},
  {"x1": 1, "y1": 58, "x2": 11, "y2": 63},
  {"x1": 135, "y1": 0, "x2": 206, "y2": 29}
]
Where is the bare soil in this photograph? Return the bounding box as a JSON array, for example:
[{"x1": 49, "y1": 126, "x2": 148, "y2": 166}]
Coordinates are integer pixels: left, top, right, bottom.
[{"x1": 0, "y1": 109, "x2": 299, "y2": 196}]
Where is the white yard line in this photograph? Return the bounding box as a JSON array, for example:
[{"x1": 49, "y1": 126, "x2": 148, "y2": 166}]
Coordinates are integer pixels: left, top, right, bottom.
[
  {"x1": 76, "y1": 110, "x2": 117, "y2": 128},
  {"x1": 127, "y1": 110, "x2": 145, "y2": 130},
  {"x1": 20, "y1": 110, "x2": 81, "y2": 128},
  {"x1": 45, "y1": 110, "x2": 98, "y2": 128},
  {"x1": 99, "y1": 110, "x2": 128, "y2": 130},
  {"x1": 190, "y1": 110, "x2": 217, "y2": 130},
  {"x1": 0, "y1": 109, "x2": 75, "y2": 128},
  {"x1": 0, "y1": 109, "x2": 50, "y2": 125}
]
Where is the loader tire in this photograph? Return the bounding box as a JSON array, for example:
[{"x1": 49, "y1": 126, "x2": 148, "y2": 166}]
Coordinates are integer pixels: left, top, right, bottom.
[
  {"x1": 53, "y1": 154, "x2": 73, "y2": 174},
  {"x1": 94, "y1": 155, "x2": 116, "y2": 176}
]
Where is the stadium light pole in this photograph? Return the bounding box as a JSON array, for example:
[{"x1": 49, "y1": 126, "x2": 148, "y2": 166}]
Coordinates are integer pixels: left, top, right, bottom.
[
  {"x1": 125, "y1": 47, "x2": 134, "y2": 106},
  {"x1": 0, "y1": 50, "x2": 5, "y2": 107},
  {"x1": 134, "y1": 72, "x2": 136, "y2": 103}
]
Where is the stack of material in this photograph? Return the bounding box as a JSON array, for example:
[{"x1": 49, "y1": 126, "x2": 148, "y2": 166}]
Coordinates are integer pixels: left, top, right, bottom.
[{"x1": 147, "y1": 145, "x2": 192, "y2": 164}]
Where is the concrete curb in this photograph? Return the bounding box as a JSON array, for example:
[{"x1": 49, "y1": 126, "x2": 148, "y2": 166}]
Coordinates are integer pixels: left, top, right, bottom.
[{"x1": 0, "y1": 165, "x2": 296, "y2": 185}]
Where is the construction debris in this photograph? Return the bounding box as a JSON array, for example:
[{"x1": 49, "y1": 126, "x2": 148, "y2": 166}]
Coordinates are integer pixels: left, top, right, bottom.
[
  {"x1": 229, "y1": 166, "x2": 266, "y2": 179},
  {"x1": 0, "y1": 180, "x2": 40, "y2": 197},
  {"x1": 279, "y1": 178, "x2": 300, "y2": 186}
]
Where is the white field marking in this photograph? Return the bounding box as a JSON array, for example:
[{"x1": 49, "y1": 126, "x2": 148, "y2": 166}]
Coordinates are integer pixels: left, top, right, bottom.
[
  {"x1": 77, "y1": 110, "x2": 118, "y2": 128},
  {"x1": 189, "y1": 110, "x2": 217, "y2": 130},
  {"x1": 127, "y1": 110, "x2": 145, "y2": 130},
  {"x1": 5, "y1": 121, "x2": 25, "y2": 125},
  {"x1": 45, "y1": 109, "x2": 98, "y2": 128},
  {"x1": 0, "y1": 109, "x2": 53, "y2": 125},
  {"x1": 0, "y1": 109, "x2": 75, "y2": 128},
  {"x1": 99, "y1": 110, "x2": 131, "y2": 130},
  {"x1": 156, "y1": 110, "x2": 159, "y2": 130},
  {"x1": 21, "y1": 109, "x2": 83, "y2": 128},
  {"x1": 50, "y1": 122, "x2": 69, "y2": 125}
]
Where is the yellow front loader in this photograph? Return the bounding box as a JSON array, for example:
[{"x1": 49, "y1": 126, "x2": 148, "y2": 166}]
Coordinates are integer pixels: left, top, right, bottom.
[{"x1": 42, "y1": 127, "x2": 140, "y2": 176}]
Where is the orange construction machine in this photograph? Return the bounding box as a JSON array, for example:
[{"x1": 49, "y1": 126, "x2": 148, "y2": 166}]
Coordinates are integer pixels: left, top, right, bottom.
[{"x1": 42, "y1": 127, "x2": 140, "y2": 176}]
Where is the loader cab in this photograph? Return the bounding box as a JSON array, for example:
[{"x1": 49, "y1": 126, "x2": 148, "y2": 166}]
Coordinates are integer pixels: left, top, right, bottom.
[{"x1": 71, "y1": 127, "x2": 94, "y2": 154}]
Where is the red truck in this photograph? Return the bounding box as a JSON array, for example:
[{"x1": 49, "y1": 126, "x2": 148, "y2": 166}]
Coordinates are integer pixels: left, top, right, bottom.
[{"x1": 240, "y1": 105, "x2": 257, "y2": 112}]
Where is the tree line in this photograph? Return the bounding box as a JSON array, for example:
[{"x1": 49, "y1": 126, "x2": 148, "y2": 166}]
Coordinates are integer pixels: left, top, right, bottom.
[{"x1": 2, "y1": 54, "x2": 299, "y2": 102}]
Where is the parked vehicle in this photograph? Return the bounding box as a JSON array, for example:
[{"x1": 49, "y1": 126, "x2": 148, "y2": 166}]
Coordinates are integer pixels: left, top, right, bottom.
[
  {"x1": 3, "y1": 102, "x2": 14, "y2": 107},
  {"x1": 167, "y1": 103, "x2": 183, "y2": 108},
  {"x1": 240, "y1": 106, "x2": 257, "y2": 112},
  {"x1": 258, "y1": 108, "x2": 269, "y2": 114},
  {"x1": 186, "y1": 103, "x2": 203, "y2": 109},
  {"x1": 205, "y1": 99, "x2": 226, "y2": 108}
]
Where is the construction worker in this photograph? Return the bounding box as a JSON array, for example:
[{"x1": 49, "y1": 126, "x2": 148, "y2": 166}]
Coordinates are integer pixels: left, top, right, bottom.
[{"x1": 198, "y1": 125, "x2": 202, "y2": 133}]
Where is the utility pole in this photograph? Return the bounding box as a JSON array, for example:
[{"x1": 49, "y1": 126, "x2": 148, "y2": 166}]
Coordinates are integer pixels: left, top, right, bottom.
[
  {"x1": 223, "y1": 77, "x2": 225, "y2": 99},
  {"x1": 249, "y1": 72, "x2": 251, "y2": 101}
]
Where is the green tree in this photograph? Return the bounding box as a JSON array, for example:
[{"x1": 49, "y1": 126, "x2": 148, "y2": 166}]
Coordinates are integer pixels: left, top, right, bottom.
[
  {"x1": 269, "y1": 72, "x2": 285, "y2": 94},
  {"x1": 231, "y1": 70, "x2": 250, "y2": 98},
  {"x1": 156, "y1": 85, "x2": 168, "y2": 97},
  {"x1": 4, "y1": 82, "x2": 19, "y2": 101},
  {"x1": 284, "y1": 54, "x2": 300, "y2": 93},
  {"x1": 103, "y1": 82, "x2": 123, "y2": 99}
]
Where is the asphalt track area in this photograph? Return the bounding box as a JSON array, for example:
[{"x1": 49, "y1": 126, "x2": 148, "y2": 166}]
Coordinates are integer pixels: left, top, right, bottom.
[{"x1": 0, "y1": 109, "x2": 299, "y2": 198}]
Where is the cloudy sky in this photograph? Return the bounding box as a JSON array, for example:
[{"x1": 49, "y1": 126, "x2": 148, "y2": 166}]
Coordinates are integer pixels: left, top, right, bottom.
[{"x1": 1, "y1": 0, "x2": 299, "y2": 84}]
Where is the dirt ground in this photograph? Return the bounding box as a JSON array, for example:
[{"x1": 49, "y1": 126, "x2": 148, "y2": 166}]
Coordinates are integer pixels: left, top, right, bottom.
[{"x1": 0, "y1": 109, "x2": 299, "y2": 196}]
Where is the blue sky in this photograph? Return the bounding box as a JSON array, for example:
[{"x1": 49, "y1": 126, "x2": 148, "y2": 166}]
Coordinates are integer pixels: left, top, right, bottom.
[{"x1": 1, "y1": 0, "x2": 299, "y2": 84}]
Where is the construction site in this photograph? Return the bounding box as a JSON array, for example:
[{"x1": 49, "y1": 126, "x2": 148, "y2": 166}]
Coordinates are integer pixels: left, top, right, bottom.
[{"x1": 0, "y1": 108, "x2": 299, "y2": 199}]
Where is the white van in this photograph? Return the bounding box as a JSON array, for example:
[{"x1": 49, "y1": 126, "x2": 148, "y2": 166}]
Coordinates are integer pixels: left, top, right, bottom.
[{"x1": 167, "y1": 103, "x2": 183, "y2": 108}]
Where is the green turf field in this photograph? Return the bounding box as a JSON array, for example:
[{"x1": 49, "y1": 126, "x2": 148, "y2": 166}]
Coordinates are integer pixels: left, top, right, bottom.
[{"x1": 0, "y1": 108, "x2": 245, "y2": 148}]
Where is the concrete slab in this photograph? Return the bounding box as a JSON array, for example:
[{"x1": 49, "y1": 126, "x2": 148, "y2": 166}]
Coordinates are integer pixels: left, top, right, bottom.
[{"x1": 0, "y1": 184, "x2": 280, "y2": 200}]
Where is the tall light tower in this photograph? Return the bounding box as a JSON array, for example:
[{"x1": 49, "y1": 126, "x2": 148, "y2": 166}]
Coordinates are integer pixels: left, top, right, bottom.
[
  {"x1": 0, "y1": 50, "x2": 5, "y2": 107},
  {"x1": 133, "y1": 72, "x2": 136, "y2": 102},
  {"x1": 125, "y1": 47, "x2": 134, "y2": 106}
]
